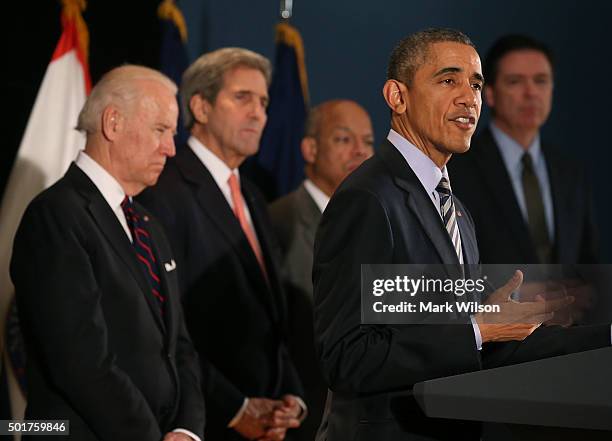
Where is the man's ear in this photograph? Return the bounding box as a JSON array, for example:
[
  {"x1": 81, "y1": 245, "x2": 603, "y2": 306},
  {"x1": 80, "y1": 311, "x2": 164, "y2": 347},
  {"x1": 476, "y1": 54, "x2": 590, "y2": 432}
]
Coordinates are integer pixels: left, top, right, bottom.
[
  {"x1": 484, "y1": 84, "x2": 495, "y2": 109},
  {"x1": 101, "y1": 106, "x2": 123, "y2": 141},
  {"x1": 301, "y1": 136, "x2": 318, "y2": 164},
  {"x1": 382, "y1": 80, "x2": 408, "y2": 114},
  {"x1": 190, "y1": 94, "x2": 211, "y2": 125}
]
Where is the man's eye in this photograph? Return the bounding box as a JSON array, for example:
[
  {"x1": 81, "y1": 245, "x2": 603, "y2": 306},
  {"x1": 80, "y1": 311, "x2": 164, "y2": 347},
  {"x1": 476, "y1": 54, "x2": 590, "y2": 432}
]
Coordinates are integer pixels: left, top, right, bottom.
[
  {"x1": 442, "y1": 79, "x2": 454, "y2": 85},
  {"x1": 334, "y1": 137, "x2": 351, "y2": 144},
  {"x1": 472, "y1": 83, "x2": 482, "y2": 91}
]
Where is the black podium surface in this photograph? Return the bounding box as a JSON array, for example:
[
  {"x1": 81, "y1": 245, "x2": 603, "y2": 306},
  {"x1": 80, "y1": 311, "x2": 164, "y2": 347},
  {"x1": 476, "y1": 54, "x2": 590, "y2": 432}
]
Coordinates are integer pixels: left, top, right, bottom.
[{"x1": 413, "y1": 347, "x2": 612, "y2": 432}]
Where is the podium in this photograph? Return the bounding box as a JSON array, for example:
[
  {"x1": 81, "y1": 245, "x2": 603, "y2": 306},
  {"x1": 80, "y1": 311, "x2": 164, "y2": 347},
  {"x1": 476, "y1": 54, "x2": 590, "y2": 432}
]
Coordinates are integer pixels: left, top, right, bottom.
[{"x1": 414, "y1": 347, "x2": 612, "y2": 433}]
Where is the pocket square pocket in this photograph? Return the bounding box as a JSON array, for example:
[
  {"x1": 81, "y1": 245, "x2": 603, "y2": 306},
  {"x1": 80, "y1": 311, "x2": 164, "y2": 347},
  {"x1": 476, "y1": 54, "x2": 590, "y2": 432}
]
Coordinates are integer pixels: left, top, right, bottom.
[{"x1": 164, "y1": 259, "x2": 176, "y2": 272}]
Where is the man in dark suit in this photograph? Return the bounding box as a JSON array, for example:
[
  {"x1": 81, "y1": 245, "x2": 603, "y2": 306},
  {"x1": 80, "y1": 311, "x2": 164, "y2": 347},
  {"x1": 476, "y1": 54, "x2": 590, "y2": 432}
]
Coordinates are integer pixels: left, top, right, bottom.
[
  {"x1": 313, "y1": 29, "x2": 611, "y2": 441},
  {"x1": 10, "y1": 66, "x2": 205, "y2": 441},
  {"x1": 138, "y1": 48, "x2": 305, "y2": 441},
  {"x1": 449, "y1": 35, "x2": 598, "y2": 265},
  {"x1": 269, "y1": 99, "x2": 374, "y2": 440}
]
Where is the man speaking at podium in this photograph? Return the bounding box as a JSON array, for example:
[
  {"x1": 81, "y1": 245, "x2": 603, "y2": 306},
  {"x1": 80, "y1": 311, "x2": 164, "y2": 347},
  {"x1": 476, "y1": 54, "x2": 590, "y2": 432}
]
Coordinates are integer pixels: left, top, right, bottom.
[{"x1": 312, "y1": 28, "x2": 611, "y2": 441}]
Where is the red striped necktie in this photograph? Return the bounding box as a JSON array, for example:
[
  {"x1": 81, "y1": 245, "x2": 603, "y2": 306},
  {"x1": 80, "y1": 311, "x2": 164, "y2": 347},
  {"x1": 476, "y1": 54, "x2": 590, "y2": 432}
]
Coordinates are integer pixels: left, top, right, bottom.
[{"x1": 121, "y1": 196, "x2": 165, "y2": 310}]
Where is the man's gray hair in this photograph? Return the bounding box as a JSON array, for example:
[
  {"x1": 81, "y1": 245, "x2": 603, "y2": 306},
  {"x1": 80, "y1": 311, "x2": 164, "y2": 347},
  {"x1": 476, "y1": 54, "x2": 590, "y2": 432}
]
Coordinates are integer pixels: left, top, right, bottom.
[
  {"x1": 387, "y1": 28, "x2": 476, "y2": 86},
  {"x1": 180, "y1": 47, "x2": 272, "y2": 129},
  {"x1": 76, "y1": 65, "x2": 177, "y2": 134}
]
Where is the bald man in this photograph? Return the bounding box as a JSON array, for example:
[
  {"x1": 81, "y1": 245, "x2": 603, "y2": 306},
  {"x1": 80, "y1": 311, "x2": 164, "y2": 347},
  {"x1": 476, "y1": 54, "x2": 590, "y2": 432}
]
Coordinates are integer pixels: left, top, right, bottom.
[
  {"x1": 10, "y1": 66, "x2": 205, "y2": 441},
  {"x1": 268, "y1": 99, "x2": 374, "y2": 441}
]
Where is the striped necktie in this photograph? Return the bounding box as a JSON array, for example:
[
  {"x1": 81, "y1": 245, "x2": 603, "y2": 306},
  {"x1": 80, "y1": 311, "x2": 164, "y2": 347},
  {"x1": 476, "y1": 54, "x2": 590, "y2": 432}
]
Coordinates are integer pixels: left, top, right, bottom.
[
  {"x1": 436, "y1": 177, "x2": 464, "y2": 264},
  {"x1": 121, "y1": 197, "x2": 165, "y2": 310}
]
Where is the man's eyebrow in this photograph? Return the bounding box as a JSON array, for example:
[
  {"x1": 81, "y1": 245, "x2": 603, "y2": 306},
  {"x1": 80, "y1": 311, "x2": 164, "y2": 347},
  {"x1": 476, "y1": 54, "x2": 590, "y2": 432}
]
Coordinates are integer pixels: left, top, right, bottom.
[
  {"x1": 433, "y1": 67, "x2": 461, "y2": 77},
  {"x1": 432, "y1": 67, "x2": 484, "y2": 83},
  {"x1": 472, "y1": 72, "x2": 484, "y2": 83}
]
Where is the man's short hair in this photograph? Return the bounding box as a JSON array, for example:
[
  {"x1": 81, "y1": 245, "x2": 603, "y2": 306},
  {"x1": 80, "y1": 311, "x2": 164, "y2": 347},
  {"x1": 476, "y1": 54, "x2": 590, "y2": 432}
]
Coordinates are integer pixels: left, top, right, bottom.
[
  {"x1": 180, "y1": 47, "x2": 272, "y2": 129},
  {"x1": 387, "y1": 28, "x2": 475, "y2": 86},
  {"x1": 484, "y1": 34, "x2": 555, "y2": 85},
  {"x1": 76, "y1": 65, "x2": 176, "y2": 134}
]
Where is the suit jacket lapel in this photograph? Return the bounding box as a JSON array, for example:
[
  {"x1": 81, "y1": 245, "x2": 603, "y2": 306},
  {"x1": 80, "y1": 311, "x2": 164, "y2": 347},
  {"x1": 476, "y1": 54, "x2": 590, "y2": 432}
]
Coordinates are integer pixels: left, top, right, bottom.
[
  {"x1": 543, "y1": 144, "x2": 567, "y2": 262},
  {"x1": 379, "y1": 141, "x2": 462, "y2": 277},
  {"x1": 295, "y1": 184, "x2": 322, "y2": 247},
  {"x1": 242, "y1": 180, "x2": 283, "y2": 323},
  {"x1": 142, "y1": 208, "x2": 175, "y2": 343},
  {"x1": 175, "y1": 149, "x2": 279, "y2": 322},
  {"x1": 455, "y1": 199, "x2": 479, "y2": 265},
  {"x1": 68, "y1": 165, "x2": 166, "y2": 333},
  {"x1": 473, "y1": 128, "x2": 537, "y2": 261}
]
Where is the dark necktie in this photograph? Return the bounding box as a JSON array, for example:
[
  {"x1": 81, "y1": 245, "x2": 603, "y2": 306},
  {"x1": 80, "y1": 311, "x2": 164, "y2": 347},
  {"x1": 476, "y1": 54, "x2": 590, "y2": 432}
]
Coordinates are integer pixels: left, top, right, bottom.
[
  {"x1": 521, "y1": 153, "x2": 552, "y2": 263},
  {"x1": 121, "y1": 197, "x2": 165, "y2": 310},
  {"x1": 436, "y1": 177, "x2": 464, "y2": 264}
]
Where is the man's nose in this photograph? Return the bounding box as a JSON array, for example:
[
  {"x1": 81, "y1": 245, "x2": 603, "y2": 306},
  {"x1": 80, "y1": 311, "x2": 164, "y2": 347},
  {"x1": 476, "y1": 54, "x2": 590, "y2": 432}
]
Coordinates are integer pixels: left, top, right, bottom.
[
  {"x1": 458, "y1": 85, "x2": 479, "y2": 109},
  {"x1": 249, "y1": 99, "x2": 267, "y2": 121},
  {"x1": 161, "y1": 132, "x2": 176, "y2": 157}
]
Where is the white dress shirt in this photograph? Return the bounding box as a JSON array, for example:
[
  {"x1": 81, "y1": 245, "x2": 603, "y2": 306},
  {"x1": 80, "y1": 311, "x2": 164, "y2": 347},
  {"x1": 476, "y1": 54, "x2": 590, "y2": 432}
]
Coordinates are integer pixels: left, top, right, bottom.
[
  {"x1": 75, "y1": 151, "x2": 202, "y2": 441},
  {"x1": 75, "y1": 151, "x2": 132, "y2": 241},
  {"x1": 303, "y1": 179, "x2": 330, "y2": 213}
]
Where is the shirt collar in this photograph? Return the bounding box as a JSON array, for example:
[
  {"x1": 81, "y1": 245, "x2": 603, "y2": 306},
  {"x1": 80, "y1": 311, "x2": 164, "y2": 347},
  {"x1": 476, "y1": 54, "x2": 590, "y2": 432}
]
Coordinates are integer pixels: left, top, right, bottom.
[
  {"x1": 188, "y1": 135, "x2": 239, "y2": 188},
  {"x1": 490, "y1": 122, "x2": 542, "y2": 171},
  {"x1": 303, "y1": 179, "x2": 330, "y2": 213},
  {"x1": 387, "y1": 129, "x2": 448, "y2": 194},
  {"x1": 75, "y1": 151, "x2": 126, "y2": 211}
]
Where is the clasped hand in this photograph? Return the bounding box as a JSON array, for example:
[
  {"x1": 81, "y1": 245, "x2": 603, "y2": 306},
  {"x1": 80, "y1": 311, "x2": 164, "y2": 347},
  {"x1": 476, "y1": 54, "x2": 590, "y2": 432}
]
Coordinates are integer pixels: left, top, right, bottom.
[{"x1": 234, "y1": 394, "x2": 302, "y2": 441}]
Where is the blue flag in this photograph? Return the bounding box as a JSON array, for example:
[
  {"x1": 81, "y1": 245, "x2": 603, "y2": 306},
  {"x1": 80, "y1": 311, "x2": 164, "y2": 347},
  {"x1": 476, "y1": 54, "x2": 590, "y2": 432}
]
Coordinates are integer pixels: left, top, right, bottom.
[
  {"x1": 242, "y1": 22, "x2": 309, "y2": 201},
  {"x1": 158, "y1": 0, "x2": 189, "y2": 146}
]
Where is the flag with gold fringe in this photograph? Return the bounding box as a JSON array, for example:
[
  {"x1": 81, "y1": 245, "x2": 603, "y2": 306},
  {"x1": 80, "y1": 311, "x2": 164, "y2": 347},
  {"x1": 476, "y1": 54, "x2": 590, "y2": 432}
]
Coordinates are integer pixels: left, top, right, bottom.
[
  {"x1": 242, "y1": 22, "x2": 309, "y2": 200},
  {"x1": 0, "y1": 0, "x2": 91, "y2": 423}
]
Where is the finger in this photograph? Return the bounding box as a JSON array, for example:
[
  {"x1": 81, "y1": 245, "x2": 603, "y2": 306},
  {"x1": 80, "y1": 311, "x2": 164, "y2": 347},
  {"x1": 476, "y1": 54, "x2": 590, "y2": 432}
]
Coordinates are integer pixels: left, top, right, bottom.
[
  {"x1": 490, "y1": 270, "x2": 523, "y2": 302},
  {"x1": 282, "y1": 394, "x2": 297, "y2": 404},
  {"x1": 274, "y1": 404, "x2": 300, "y2": 418},
  {"x1": 271, "y1": 414, "x2": 300, "y2": 428}
]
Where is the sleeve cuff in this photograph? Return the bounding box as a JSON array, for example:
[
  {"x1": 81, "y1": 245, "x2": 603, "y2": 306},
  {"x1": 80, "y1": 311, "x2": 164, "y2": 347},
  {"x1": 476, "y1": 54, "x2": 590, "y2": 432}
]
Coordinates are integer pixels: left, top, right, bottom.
[
  {"x1": 470, "y1": 315, "x2": 483, "y2": 351},
  {"x1": 228, "y1": 397, "x2": 249, "y2": 428},
  {"x1": 173, "y1": 428, "x2": 202, "y2": 441},
  {"x1": 294, "y1": 396, "x2": 308, "y2": 423}
]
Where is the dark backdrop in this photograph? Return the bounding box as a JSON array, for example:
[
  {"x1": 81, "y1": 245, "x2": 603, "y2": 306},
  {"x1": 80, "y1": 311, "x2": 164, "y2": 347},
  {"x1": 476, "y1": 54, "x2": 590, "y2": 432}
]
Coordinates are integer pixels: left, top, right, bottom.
[{"x1": 5, "y1": 0, "x2": 611, "y2": 259}]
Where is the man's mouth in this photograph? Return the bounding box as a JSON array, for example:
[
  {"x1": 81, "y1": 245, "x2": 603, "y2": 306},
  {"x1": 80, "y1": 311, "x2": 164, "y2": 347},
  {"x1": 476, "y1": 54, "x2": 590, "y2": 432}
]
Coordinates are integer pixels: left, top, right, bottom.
[{"x1": 450, "y1": 115, "x2": 476, "y2": 129}]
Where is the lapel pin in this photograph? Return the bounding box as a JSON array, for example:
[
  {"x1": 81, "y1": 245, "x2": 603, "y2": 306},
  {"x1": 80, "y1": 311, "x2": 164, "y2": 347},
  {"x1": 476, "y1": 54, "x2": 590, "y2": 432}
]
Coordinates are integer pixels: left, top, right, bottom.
[
  {"x1": 143, "y1": 215, "x2": 149, "y2": 222},
  {"x1": 456, "y1": 210, "x2": 462, "y2": 217}
]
